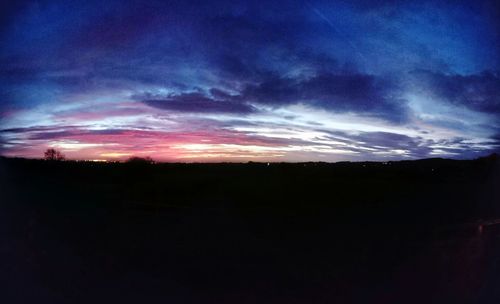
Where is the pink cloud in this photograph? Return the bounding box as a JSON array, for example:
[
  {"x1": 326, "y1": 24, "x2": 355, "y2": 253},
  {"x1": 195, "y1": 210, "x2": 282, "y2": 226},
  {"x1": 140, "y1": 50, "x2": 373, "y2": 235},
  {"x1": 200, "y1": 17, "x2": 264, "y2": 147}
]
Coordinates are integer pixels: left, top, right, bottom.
[{"x1": 1, "y1": 126, "x2": 296, "y2": 161}]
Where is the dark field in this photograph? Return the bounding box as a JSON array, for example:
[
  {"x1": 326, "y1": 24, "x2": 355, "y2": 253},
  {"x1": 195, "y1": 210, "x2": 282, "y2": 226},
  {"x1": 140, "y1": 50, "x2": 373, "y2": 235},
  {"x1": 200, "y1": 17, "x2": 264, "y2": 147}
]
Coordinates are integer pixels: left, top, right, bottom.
[{"x1": 1, "y1": 156, "x2": 499, "y2": 303}]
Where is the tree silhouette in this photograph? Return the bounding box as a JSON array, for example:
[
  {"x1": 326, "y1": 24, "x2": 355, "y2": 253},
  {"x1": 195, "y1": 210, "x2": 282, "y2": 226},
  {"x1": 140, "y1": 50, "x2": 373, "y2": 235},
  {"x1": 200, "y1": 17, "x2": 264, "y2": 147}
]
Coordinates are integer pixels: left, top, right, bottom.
[{"x1": 44, "y1": 148, "x2": 65, "y2": 161}]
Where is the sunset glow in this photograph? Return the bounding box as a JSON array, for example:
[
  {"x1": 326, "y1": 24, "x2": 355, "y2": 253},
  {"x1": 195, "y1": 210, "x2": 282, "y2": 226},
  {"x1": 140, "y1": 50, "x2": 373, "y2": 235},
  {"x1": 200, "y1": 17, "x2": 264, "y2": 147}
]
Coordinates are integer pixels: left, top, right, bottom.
[{"x1": 1, "y1": 1, "x2": 499, "y2": 161}]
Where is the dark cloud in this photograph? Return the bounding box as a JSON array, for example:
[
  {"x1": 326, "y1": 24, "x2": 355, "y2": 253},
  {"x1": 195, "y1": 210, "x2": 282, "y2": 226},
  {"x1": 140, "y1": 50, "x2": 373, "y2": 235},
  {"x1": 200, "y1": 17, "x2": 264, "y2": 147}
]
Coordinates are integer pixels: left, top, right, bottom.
[
  {"x1": 411, "y1": 70, "x2": 500, "y2": 115},
  {"x1": 0, "y1": 126, "x2": 74, "y2": 134},
  {"x1": 25, "y1": 129, "x2": 131, "y2": 140},
  {"x1": 0, "y1": 125, "x2": 124, "y2": 141},
  {"x1": 138, "y1": 70, "x2": 408, "y2": 122},
  {"x1": 322, "y1": 130, "x2": 433, "y2": 158},
  {"x1": 242, "y1": 72, "x2": 407, "y2": 122},
  {"x1": 142, "y1": 92, "x2": 256, "y2": 114}
]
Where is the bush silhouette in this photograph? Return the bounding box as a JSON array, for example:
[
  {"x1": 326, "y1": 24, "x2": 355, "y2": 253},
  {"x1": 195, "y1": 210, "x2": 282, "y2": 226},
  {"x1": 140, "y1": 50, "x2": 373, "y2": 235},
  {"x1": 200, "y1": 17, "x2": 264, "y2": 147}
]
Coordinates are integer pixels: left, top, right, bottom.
[{"x1": 126, "y1": 156, "x2": 154, "y2": 164}]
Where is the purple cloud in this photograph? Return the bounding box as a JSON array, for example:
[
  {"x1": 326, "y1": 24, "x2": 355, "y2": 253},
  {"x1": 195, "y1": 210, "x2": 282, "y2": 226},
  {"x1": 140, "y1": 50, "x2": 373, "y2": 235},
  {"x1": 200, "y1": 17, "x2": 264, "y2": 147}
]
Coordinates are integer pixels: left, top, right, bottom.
[{"x1": 410, "y1": 70, "x2": 500, "y2": 115}]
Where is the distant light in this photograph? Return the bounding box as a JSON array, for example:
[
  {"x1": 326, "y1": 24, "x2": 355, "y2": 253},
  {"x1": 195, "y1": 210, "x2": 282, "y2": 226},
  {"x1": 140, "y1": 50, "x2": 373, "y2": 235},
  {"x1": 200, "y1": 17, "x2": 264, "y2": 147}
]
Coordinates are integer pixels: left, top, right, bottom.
[{"x1": 101, "y1": 152, "x2": 131, "y2": 158}]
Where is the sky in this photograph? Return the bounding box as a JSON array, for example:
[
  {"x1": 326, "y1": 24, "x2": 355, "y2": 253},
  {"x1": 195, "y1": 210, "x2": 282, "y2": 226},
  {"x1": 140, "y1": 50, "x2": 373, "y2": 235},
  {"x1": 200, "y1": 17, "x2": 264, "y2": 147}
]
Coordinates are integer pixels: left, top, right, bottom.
[{"x1": 1, "y1": 0, "x2": 499, "y2": 162}]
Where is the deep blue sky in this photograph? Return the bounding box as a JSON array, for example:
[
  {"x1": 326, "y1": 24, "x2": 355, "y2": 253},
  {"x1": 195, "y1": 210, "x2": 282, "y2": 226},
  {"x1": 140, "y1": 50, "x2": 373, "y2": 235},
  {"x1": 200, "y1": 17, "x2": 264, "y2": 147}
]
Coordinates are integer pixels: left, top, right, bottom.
[{"x1": 1, "y1": 0, "x2": 499, "y2": 161}]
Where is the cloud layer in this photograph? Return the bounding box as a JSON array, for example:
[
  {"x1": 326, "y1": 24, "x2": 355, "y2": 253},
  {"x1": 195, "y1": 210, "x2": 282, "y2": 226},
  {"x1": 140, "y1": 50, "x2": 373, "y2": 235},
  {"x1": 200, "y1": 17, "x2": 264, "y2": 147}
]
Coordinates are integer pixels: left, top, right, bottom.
[{"x1": 1, "y1": 0, "x2": 499, "y2": 161}]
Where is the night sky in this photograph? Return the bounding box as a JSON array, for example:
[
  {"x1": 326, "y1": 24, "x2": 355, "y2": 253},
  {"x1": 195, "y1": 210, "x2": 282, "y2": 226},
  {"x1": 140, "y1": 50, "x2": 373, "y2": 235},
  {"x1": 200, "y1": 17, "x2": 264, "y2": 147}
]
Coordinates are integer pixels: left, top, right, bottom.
[{"x1": 1, "y1": 0, "x2": 499, "y2": 162}]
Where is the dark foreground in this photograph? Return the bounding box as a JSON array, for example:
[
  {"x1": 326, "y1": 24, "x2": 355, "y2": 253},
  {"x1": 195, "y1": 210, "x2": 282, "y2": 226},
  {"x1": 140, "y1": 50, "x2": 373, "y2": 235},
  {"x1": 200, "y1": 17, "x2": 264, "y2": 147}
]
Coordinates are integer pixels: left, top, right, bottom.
[{"x1": 1, "y1": 156, "x2": 499, "y2": 303}]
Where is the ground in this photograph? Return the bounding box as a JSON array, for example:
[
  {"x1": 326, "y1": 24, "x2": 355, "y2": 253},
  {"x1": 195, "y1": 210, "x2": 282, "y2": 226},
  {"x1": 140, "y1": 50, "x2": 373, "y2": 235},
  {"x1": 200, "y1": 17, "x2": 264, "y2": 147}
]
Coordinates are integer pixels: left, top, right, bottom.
[{"x1": 1, "y1": 156, "x2": 499, "y2": 303}]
